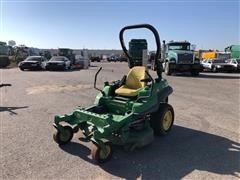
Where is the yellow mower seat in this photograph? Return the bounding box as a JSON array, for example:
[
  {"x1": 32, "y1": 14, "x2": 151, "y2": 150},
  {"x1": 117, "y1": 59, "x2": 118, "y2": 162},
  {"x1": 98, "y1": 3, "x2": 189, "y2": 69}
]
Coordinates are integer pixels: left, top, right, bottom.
[{"x1": 115, "y1": 66, "x2": 146, "y2": 97}]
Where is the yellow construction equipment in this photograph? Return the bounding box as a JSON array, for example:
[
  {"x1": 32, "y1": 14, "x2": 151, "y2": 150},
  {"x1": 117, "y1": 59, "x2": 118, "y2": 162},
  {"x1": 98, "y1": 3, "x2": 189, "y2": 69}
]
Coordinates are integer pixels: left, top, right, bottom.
[{"x1": 201, "y1": 51, "x2": 230, "y2": 61}]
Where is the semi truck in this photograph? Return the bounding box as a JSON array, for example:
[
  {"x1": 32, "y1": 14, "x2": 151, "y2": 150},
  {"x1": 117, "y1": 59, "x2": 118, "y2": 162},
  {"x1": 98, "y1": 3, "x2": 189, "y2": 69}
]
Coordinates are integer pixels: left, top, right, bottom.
[
  {"x1": 162, "y1": 40, "x2": 202, "y2": 76},
  {"x1": 225, "y1": 45, "x2": 240, "y2": 59}
]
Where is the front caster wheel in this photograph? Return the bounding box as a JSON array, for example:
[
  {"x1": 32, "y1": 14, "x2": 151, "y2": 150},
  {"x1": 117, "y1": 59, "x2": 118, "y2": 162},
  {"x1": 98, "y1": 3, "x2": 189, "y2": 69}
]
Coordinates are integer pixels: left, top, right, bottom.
[
  {"x1": 91, "y1": 142, "x2": 113, "y2": 163},
  {"x1": 53, "y1": 126, "x2": 73, "y2": 145}
]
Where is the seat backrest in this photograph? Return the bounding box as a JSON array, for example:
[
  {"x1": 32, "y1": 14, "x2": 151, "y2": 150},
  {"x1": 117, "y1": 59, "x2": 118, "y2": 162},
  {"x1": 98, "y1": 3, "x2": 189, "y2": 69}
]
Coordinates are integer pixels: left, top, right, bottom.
[{"x1": 125, "y1": 66, "x2": 146, "y2": 89}]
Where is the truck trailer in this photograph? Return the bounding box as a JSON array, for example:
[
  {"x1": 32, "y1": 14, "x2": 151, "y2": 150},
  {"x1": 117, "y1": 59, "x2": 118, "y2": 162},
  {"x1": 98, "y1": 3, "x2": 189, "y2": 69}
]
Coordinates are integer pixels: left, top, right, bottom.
[{"x1": 225, "y1": 45, "x2": 240, "y2": 59}]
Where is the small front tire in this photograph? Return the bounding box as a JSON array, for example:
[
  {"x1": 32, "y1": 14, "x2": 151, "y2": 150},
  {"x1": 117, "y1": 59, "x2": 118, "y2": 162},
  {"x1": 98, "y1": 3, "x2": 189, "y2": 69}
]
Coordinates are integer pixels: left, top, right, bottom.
[
  {"x1": 53, "y1": 126, "x2": 73, "y2": 145},
  {"x1": 91, "y1": 142, "x2": 113, "y2": 163}
]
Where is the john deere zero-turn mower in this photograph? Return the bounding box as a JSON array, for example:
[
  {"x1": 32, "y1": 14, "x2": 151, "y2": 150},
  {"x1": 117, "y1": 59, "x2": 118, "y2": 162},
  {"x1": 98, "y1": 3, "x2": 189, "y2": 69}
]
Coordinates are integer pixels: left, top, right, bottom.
[{"x1": 53, "y1": 24, "x2": 174, "y2": 163}]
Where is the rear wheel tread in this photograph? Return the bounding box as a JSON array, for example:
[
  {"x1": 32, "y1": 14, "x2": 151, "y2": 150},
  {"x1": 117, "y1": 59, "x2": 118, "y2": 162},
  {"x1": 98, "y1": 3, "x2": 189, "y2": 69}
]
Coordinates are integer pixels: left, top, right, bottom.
[{"x1": 150, "y1": 103, "x2": 174, "y2": 136}]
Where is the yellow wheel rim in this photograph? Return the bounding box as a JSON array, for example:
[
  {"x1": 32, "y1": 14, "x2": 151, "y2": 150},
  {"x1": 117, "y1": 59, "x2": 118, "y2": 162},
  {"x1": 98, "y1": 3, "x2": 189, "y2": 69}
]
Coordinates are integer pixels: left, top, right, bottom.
[
  {"x1": 99, "y1": 145, "x2": 111, "y2": 160},
  {"x1": 162, "y1": 110, "x2": 173, "y2": 131}
]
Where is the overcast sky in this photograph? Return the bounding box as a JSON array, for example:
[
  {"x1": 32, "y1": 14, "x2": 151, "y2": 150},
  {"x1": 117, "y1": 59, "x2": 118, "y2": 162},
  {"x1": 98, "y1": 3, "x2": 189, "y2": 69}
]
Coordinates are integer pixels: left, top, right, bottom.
[{"x1": 0, "y1": 0, "x2": 239, "y2": 50}]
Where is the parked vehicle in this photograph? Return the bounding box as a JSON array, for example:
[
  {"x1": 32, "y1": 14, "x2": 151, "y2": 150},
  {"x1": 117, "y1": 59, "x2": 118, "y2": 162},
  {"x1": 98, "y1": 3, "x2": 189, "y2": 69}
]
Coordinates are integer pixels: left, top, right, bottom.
[
  {"x1": 107, "y1": 54, "x2": 127, "y2": 62},
  {"x1": 202, "y1": 59, "x2": 235, "y2": 72},
  {"x1": 45, "y1": 56, "x2": 71, "y2": 70},
  {"x1": 58, "y1": 48, "x2": 75, "y2": 64},
  {"x1": 107, "y1": 55, "x2": 117, "y2": 62},
  {"x1": 15, "y1": 45, "x2": 30, "y2": 63},
  {"x1": 225, "y1": 45, "x2": 240, "y2": 59},
  {"x1": 117, "y1": 56, "x2": 128, "y2": 62},
  {"x1": 162, "y1": 40, "x2": 202, "y2": 76},
  {"x1": 201, "y1": 51, "x2": 231, "y2": 61},
  {"x1": 18, "y1": 56, "x2": 47, "y2": 71},
  {"x1": 90, "y1": 56, "x2": 101, "y2": 62},
  {"x1": 40, "y1": 50, "x2": 52, "y2": 60},
  {"x1": 118, "y1": 52, "x2": 128, "y2": 62},
  {"x1": 194, "y1": 50, "x2": 208, "y2": 61},
  {"x1": 228, "y1": 58, "x2": 240, "y2": 72},
  {"x1": 74, "y1": 54, "x2": 90, "y2": 69},
  {"x1": 0, "y1": 41, "x2": 10, "y2": 68}
]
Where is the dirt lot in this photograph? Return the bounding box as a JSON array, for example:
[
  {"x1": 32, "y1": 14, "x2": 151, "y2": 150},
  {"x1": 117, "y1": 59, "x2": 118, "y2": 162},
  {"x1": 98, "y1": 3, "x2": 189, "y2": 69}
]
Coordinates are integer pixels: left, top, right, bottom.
[{"x1": 1, "y1": 62, "x2": 240, "y2": 179}]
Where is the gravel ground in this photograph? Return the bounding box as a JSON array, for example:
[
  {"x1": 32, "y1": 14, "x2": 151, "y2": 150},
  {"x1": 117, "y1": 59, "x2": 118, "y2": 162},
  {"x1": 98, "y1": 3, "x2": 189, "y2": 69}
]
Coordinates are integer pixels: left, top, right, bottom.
[{"x1": 1, "y1": 62, "x2": 240, "y2": 179}]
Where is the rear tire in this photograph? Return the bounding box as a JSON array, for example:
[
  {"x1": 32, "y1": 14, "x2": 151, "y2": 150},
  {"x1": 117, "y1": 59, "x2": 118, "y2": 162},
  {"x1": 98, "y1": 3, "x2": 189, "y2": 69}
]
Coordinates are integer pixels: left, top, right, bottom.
[{"x1": 150, "y1": 103, "x2": 174, "y2": 136}]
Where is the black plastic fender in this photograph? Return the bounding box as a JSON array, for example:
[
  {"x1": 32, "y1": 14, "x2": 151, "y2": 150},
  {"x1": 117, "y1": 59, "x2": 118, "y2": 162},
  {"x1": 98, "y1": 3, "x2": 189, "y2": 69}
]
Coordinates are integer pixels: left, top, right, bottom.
[{"x1": 157, "y1": 86, "x2": 173, "y2": 105}]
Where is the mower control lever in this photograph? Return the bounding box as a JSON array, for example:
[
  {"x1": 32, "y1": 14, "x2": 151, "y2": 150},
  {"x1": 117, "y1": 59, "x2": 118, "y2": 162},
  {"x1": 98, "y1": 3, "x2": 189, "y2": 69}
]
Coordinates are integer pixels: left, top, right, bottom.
[
  {"x1": 145, "y1": 71, "x2": 154, "y2": 83},
  {"x1": 137, "y1": 71, "x2": 154, "y2": 102},
  {"x1": 140, "y1": 78, "x2": 152, "y2": 83},
  {"x1": 145, "y1": 71, "x2": 154, "y2": 95},
  {"x1": 94, "y1": 67, "x2": 105, "y2": 96}
]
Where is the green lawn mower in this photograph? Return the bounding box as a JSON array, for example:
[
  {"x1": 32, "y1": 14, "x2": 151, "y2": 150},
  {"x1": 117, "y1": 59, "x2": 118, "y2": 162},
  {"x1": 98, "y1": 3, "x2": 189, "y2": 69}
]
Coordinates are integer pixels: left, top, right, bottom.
[{"x1": 53, "y1": 24, "x2": 174, "y2": 163}]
